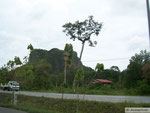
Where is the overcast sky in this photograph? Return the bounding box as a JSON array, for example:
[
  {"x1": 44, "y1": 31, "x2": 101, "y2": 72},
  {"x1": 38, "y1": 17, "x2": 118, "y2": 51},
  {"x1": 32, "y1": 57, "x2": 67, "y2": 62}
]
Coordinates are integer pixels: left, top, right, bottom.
[{"x1": 0, "y1": 0, "x2": 149, "y2": 70}]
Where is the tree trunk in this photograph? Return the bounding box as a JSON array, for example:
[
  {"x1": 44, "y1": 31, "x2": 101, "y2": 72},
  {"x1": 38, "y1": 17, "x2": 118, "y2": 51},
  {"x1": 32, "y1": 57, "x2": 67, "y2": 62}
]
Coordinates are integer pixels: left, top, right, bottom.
[
  {"x1": 73, "y1": 42, "x2": 85, "y2": 89},
  {"x1": 78, "y1": 42, "x2": 85, "y2": 66},
  {"x1": 64, "y1": 62, "x2": 67, "y2": 85},
  {"x1": 62, "y1": 62, "x2": 67, "y2": 100}
]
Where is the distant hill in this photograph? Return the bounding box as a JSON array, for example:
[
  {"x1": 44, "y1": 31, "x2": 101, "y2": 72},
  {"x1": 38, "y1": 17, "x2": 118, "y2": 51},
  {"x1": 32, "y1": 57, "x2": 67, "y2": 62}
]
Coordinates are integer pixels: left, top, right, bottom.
[{"x1": 29, "y1": 48, "x2": 92, "y2": 73}]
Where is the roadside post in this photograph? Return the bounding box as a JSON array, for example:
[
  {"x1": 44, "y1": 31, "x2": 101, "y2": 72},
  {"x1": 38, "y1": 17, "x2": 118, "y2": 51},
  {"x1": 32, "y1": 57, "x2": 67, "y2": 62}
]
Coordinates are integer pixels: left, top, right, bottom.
[{"x1": 12, "y1": 88, "x2": 17, "y2": 105}]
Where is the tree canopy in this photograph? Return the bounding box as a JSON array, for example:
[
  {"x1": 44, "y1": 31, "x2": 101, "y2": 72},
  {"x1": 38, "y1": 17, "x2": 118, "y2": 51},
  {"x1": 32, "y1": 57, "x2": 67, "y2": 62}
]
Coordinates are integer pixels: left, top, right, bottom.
[
  {"x1": 64, "y1": 43, "x2": 74, "y2": 67},
  {"x1": 27, "y1": 44, "x2": 34, "y2": 53},
  {"x1": 63, "y1": 16, "x2": 102, "y2": 46},
  {"x1": 95, "y1": 63, "x2": 104, "y2": 73}
]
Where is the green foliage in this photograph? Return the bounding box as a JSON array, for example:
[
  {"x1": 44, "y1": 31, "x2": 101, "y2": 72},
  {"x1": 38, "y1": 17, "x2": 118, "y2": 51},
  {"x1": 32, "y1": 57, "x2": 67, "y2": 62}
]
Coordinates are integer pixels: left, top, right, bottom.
[
  {"x1": 74, "y1": 66, "x2": 85, "y2": 86},
  {"x1": 130, "y1": 50, "x2": 150, "y2": 65},
  {"x1": 63, "y1": 43, "x2": 74, "y2": 85},
  {"x1": 6, "y1": 56, "x2": 22, "y2": 70},
  {"x1": 83, "y1": 67, "x2": 95, "y2": 85},
  {"x1": 14, "y1": 64, "x2": 34, "y2": 89},
  {"x1": 137, "y1": 80, "x2": 150, "y2": 95},
  {"x1": 64, "y1": 43, "x2": 74, "y2": 67},
  {"x1": 33, "y1": 62, "x2": 53, "y2": 90},
  {"x1": 51, "y1": 73, "x2": 64, "y2": 87},
  {"x1": 0, "y1": 66, "x2": 9, "y2": 83},
  {"x1": 0, "y1": 47, "x2": 94, "y2": 90},
  {"x1": 123, "y1": 50, "x2": 150, "y2": 88},
  {"x1": 63, "y1": 16, "x2": 102, "y2": 46},
  {"x1": 117, "y1": 50, "x2": 150, "y2": 95},
  {"x1": 23, "y1": 56, "x2": 28, "y2": 65},
  {"x1": 7, "y1": 60, "x2": 15, "y2": 70},
  {"x1": 95, "y1": 63, "x2": 104, "y2": 73},
  {"x1": 2, "y1": 46, "x2": 150, "y2": 96},
  {"x1": 14, "y1": 56, "x2": 22, "y2": 65},
  {"x1": 10, "y1": 61, "x2": 53, "y2": 90},
  {"x1": 96, "y1": 69, "x2": 120, "y2": 83},
  {"x1": 27, "y1": 43, "x2": 34, "y2": 53},
  {"x1": 89, "y1": 82, "x2": 103, "y2": 90},
  {"x1": 142, "y1": 64, "x2": 150, "y2": 83}
]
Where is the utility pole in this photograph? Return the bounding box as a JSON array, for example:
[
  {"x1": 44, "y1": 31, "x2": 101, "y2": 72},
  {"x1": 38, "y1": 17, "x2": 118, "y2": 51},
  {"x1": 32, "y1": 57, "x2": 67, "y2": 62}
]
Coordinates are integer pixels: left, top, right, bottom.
[{"x1": 146, "y1": 0, "x2": 150, "y2": 50}]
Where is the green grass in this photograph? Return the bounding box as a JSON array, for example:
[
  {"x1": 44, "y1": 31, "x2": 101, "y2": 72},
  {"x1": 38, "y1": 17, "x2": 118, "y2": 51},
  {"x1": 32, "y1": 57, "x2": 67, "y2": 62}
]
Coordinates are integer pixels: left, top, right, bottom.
[
  {"x1": 0, "y1": 103, "x2": 58, "y2": 113},
  {"x1": 0, "y1": 93, "x2": 150, "y2": 113},
  {"x1": 0, "y1": 93, "x2": 59, "y2": 113}
]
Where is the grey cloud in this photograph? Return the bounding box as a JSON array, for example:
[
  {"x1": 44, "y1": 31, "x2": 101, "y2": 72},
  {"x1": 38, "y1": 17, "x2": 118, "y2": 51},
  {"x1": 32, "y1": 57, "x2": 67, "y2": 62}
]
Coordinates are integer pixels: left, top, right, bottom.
[{"x1": 109, "y1": 0, "x2": 146, "y2": 17}]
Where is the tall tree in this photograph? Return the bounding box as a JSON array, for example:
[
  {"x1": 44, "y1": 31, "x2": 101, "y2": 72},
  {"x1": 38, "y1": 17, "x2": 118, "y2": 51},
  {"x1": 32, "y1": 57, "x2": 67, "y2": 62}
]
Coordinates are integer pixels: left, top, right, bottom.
[
  {"x1": 64, "y1": 43, "x2": 73, "y2": 85},
  {"x1": 63, "y1": 16, "x2": 102, "y2": 66},
  {"x1": 124, "y1": 50, "x2": 150, "y2": 88}
]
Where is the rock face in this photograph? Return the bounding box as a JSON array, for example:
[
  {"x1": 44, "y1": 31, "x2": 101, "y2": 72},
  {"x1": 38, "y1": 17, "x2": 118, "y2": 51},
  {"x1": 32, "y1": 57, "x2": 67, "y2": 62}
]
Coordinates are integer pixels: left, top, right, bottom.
[{"x1": 29, "y1": 48, "x2": 82, "y2": 73}]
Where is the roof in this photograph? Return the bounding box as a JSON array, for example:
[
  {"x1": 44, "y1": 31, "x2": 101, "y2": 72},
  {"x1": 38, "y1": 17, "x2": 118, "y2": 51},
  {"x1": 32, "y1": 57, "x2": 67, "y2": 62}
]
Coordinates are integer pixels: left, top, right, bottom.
[{"x1": 93, "y1": 79, "x2": 112, "y2": 83}]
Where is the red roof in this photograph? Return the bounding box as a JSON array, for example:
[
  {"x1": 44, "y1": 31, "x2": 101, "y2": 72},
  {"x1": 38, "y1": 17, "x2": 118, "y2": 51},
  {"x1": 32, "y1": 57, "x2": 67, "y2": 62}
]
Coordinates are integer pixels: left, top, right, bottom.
[{"x1": 93, "y1": 79, "x2": 112, "y2": 83}]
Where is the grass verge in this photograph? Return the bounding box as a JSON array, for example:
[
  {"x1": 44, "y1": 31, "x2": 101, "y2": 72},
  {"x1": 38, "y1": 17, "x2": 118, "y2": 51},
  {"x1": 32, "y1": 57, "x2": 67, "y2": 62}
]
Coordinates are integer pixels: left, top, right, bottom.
[{"x1": 0, "y1": 93, "x2": 150, "y2": 113}]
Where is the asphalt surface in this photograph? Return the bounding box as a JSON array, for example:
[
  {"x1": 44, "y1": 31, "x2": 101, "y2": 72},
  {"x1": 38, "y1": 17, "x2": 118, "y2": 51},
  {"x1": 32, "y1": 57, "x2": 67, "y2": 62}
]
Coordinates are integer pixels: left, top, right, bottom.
[
  {"x1": 0, "y1": 90, "x2": 150, "y2": 103},
  {"x1": 0, "y1": 107, "x2": 27, "y2": 113}
]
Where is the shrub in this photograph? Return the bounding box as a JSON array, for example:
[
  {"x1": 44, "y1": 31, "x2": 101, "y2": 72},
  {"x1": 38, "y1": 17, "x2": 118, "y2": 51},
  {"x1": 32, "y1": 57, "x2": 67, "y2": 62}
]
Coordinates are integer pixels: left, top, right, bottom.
[
  {"x1": 137, "y1": 80, "x2": 150, "y2": 95},
  {"x1": 88, "y1": 82, "x2": 103, "y2": 90}
]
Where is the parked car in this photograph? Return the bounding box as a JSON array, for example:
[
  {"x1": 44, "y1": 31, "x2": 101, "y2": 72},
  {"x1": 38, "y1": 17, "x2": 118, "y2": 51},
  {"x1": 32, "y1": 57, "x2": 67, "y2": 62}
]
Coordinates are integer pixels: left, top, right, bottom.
[{"x1": 1, "y1": 81, "x2": 20, "y2": 91}]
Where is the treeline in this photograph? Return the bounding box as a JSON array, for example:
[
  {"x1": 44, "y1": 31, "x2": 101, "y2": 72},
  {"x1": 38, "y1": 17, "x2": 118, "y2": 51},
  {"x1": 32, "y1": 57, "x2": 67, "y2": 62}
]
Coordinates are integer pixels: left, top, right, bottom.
[
  {"x1": 95, "y1": 50, "x2": 150, "y2": 95},
  {"x1": 120, "y1": 50, "x2": 150, "y2": 94},
  {"x1": 0, "y1": 59, "x2": 91, "y2": 90},
  {"x1": 0, "y1": 49, "x2": 150, "y2": 95}
]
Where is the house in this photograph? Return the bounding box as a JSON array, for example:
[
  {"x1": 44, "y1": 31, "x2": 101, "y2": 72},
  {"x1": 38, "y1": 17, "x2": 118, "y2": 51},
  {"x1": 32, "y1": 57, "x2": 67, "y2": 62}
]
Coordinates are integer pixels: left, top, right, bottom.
[{"x1": 93, "y1": 79, "x2": 112, "y2": 85}]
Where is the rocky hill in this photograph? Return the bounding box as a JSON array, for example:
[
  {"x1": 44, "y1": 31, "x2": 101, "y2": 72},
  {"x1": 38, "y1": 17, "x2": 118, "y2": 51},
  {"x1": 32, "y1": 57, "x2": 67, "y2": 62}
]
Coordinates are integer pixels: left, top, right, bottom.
[{"x1": 29, "y1": 48, "x2": 86, "y2": 73}]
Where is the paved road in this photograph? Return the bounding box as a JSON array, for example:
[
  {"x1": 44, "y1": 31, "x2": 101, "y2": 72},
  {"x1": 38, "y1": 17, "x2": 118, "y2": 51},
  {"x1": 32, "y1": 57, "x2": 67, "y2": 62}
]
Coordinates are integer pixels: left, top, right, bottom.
[
  {"x1": 0, "y1": 90, "x2": 150, "y2": 103},
  {"x1": 0, "y1": 107, "x2": 27, "y2": 113}
]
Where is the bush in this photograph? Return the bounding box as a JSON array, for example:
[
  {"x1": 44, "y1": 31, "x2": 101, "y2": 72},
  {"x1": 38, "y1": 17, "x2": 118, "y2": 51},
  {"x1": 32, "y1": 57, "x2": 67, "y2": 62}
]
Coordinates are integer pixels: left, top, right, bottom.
[
  {"x1": 137, "y1": 80, "x2": 150, "y2": 95},
  {"x1": 88, "y1": 82, "x2": 103, "y2": 90}
]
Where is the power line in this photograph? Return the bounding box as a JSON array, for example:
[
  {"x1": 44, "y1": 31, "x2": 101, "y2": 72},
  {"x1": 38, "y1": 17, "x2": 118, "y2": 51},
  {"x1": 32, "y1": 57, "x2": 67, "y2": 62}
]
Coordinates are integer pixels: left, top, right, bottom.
[{"x1": 83, "y1": 57, "x2": 130, "y2": 62}]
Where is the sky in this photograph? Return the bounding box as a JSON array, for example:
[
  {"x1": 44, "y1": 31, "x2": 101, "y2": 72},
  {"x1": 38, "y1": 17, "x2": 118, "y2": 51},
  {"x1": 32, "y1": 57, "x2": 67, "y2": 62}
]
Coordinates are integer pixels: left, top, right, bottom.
[{"x1": 0, "y1": 0, "x2": 149, "y2": 71}]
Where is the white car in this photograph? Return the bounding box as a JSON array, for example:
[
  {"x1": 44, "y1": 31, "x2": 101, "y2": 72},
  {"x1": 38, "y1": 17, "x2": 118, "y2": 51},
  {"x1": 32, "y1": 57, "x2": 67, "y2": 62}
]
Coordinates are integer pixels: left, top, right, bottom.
[{"x1": 1, "y1": 81, "x2": 20, "y2": 91}]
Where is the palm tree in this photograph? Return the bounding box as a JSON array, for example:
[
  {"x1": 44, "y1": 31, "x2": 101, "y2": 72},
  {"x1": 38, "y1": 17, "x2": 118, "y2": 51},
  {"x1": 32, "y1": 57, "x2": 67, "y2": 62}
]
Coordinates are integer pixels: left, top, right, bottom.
[{"x1": 64, "y1": 43, "x2": 73, "y2": 85}]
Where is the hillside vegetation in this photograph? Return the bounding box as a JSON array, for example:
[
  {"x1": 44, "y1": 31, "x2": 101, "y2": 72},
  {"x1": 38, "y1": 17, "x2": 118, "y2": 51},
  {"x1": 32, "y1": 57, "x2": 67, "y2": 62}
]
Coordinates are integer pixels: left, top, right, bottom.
[{"x1": 0, "y1": 48, "x2": 150, "y2": 95}]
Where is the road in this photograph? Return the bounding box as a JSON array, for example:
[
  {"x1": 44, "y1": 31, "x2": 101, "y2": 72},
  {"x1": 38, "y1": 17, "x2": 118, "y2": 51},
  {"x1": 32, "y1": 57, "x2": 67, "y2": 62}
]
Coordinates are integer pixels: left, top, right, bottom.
[
  {"x1": 0, "y1": 90, "x2": 150, "y2": 103},
  {"x1": 0, "y1": 107, "x2": 27, "y2": 113}
]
